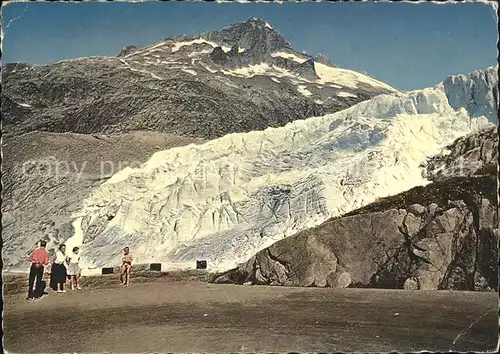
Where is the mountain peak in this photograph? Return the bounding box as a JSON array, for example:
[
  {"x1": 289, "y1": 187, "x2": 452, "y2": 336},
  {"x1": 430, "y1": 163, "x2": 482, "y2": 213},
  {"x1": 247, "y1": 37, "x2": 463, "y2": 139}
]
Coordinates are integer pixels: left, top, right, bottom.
[
  {"x1": 246, "y1": 17, "x2": 273, "y2": 28},
  {"x1": 201, "y1": 18, "x2": 290, "y2": 56}
]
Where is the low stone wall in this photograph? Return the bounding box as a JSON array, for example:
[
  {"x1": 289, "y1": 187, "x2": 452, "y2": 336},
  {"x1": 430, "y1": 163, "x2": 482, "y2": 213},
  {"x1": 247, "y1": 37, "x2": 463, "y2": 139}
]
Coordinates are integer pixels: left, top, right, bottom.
[{"x1": 82, "y1": 260, "x2": 208, "y2": 276}]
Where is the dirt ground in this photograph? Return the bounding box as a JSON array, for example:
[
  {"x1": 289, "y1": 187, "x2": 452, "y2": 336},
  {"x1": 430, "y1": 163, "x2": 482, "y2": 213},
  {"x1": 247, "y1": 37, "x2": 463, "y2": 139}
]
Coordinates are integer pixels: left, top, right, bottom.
[{"x1": 3, "y1": 280, "x2": 498, "y2": 353}]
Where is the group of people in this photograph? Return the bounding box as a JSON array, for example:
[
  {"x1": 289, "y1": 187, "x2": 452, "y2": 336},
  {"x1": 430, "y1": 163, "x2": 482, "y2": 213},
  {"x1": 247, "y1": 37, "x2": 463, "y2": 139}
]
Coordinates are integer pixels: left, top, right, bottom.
[
  {"x1": 50, "y1": 243, "x2": 82, "y2": 292},
  {"x1": 27, "y1": 241, "x2": 134, "y2": 301}
]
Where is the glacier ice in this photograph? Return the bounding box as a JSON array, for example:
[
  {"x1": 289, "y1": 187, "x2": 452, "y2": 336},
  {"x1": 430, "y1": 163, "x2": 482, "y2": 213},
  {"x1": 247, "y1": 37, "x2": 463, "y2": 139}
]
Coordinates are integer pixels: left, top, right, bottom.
[
  {"x1": 441, "y1": 65, "x2": 498, "y2": 123},
  {"x1": 67, "y1": 81, "x2": 493, "y2": 272}
]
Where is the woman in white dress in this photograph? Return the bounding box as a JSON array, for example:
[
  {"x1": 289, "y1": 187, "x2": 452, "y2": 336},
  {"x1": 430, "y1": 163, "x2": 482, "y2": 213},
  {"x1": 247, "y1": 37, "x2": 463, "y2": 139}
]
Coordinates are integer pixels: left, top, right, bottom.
[
  {"x1": 49, "y1": 244, "x2": 68, "y2": 293},
  {"x1": 67, "y1": 247, "x2": 82, "y2": 290}
]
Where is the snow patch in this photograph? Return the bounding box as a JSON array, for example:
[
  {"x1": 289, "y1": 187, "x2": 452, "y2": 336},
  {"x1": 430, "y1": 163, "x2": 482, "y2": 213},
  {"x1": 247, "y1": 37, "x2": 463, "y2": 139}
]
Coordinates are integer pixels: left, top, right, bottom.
[
  {"x1": 337, "y1": 92, "x2": 358, "y2": 98},
  {"x1": 271, "y1": 51, "x2": 308, "y2": 64},
  {"x1": 314, "y1": 62, "x2": 396, "y2": 91},
  {"x1": 221, "y1": 61, "x2": 390, "y2": 96},
  {"x1": 187, "y1": 49, "x2": 213, "y2": 57},
  {"x1": 182, "y1": 68, "x2": 197, "y2": 76},
  {"x1": 297, "y1": 85, "x2": 313, "y2": 97},
  {"x1": 171, "y1": 38, "x2": 231, "y2": 53},
  {"x1": 124, "y1": 42, "x2": 168, "y2": 58},
  {"x1": 223, "y1": 63, "x2": 273, "y2": 77},
  {"x1": 126, "y1": 65, "x2": 164, "y2": 80},
  {"x1": 146, "y1": 42, "x2": 168, "y2": 53},
  {"x1": 160, "y1": 61, "x2": 181, "y2": 65},
  {"x1": 270, "y1": 77, "x2": 281, "y2": 83},
  {"x1": 17, "y1": 102, "x2": 32, "y2": 107},
  {"x1": 222, "y1": 63, "x2": 301, "y2": 80}
]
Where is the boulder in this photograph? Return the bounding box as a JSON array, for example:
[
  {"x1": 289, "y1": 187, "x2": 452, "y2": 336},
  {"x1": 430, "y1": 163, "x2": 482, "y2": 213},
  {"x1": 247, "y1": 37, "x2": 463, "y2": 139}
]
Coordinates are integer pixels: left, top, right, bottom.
[{"x1": 404, "y1": 277, "x2": 420, "y2": 290}]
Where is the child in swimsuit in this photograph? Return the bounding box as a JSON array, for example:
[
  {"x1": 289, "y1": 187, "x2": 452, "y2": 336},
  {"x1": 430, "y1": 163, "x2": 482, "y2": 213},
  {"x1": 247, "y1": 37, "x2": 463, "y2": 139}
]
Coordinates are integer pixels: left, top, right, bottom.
[{"x1": 120, "y1": 247, "x2": 133, "y2": 286}]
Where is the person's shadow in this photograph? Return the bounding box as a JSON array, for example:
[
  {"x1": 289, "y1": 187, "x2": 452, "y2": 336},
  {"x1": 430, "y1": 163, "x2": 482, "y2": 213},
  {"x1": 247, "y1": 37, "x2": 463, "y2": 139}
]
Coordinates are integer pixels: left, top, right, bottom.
[{"x1": 35, "y1": 280, "x2": 49, "y2": 298}]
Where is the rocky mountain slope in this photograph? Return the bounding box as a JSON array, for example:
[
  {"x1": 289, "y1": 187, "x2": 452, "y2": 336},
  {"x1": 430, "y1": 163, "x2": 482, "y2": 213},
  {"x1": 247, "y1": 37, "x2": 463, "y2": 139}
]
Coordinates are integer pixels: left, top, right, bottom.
[
  {"x1": 212, "y1": 126, "x2": 498, "y2": 290},
  {"x1": 49, "y1": 75, "x2": 493, "y2": 273},
  {"x1": 1, "y1": 18, "x2": 396, "y2": 140}
]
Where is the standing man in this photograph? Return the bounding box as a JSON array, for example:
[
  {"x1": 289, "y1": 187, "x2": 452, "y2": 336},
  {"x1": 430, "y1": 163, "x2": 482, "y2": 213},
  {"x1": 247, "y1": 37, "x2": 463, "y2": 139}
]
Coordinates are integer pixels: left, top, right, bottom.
[{"x1": 27, "y1": 240, "x2": 49, "y2": 300}]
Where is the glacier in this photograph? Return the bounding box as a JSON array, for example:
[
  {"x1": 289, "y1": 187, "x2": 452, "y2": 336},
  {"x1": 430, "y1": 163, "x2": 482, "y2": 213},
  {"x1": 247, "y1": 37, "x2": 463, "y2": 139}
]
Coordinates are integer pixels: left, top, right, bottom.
[{"x1": 66, "y1": 76, "x2": 495, "y2": 273}]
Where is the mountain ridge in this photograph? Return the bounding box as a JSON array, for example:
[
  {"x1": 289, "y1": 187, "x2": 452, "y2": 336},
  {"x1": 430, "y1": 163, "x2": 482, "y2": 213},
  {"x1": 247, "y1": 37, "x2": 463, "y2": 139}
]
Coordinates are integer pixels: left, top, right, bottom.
[{"x1": 2, "y1": 18, "x2": 396, "y2": 139}]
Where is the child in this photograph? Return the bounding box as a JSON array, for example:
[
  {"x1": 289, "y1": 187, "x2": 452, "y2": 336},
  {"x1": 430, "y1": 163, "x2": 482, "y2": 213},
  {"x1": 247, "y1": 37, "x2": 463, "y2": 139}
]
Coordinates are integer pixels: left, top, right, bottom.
[
  {"x1": 120, "y1": 247, "x2": 133, "y2": 286},
  {"x1": 67, "y1": 247, "x2": 82, "y2": 290}
]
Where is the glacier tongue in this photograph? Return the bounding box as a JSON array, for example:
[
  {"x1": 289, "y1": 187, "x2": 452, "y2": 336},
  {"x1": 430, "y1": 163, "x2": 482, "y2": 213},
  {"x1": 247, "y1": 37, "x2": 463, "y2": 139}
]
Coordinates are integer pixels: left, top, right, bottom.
[{"x1": 70, "y1": 84, "x2": 492, "y2": 272}]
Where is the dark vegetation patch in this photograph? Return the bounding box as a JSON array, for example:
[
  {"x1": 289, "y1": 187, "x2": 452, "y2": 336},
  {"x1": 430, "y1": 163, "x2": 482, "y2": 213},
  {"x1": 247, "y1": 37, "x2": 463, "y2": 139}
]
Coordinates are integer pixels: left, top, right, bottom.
[{"x1": 344, "y1": 176, "x2": 497, "y2": 218}]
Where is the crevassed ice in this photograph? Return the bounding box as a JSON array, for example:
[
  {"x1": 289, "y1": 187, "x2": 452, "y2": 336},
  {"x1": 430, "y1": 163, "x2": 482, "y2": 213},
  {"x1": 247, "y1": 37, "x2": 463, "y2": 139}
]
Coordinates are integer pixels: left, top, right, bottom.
[{"x1": 69, "y1": 85, "x2": 491, "y2": 272}]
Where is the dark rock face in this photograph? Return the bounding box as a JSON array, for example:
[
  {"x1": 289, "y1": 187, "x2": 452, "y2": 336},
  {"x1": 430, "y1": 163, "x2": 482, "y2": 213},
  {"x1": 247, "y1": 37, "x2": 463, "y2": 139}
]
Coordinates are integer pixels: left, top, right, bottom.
[
  {"x1": 209, "y1": 46, "x2": 228, "y2": 64},
  {"x1": 293, "y1": 59, "x2": 319, "y2": 80},
  {"x1": 314, "y1": 53, "x2": 337, "y2": 67},
  {"x1": 202, "y1": 17, "x2": 290, "y2": 58},
  {"x1": 116, "y1": 45, "x2": 140, "y2": 57},
  {"x1": 2, "y1": 58, "x2": 324, "y2": 139},
  {"x1": 212, "y1": 129, "x2": 499, "y2": 291}
]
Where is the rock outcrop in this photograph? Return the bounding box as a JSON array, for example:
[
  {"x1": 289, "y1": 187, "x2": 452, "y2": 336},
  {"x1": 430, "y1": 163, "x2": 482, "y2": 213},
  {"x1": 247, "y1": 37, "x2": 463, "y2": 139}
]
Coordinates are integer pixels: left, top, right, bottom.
[
  {"x1": 314, "y1": 53, "x2": 337, "y2": 67},
  {"x1": 424, "y1": 126, "x2": 498, "y2": 181},
  {"x1": 211, "y1": 129, "x2": 499, "y2": 290}
]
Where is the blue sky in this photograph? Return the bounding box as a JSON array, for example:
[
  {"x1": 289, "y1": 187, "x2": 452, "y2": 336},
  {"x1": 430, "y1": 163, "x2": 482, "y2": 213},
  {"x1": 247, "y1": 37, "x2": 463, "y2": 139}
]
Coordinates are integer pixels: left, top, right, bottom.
[{"x1": 2, "y1": 1, "x2": 497, "y2": 90}]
